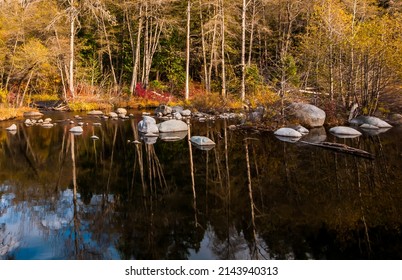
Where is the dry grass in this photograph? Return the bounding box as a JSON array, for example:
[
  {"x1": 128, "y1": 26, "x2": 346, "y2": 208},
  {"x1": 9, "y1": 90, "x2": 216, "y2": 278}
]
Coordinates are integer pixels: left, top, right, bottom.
[{"x1": 0, "y1": 106, "x2": 36, "y2": 121}]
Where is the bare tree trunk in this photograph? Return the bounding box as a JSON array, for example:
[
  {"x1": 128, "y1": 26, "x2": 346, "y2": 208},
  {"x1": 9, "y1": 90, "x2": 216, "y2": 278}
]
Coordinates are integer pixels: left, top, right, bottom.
[
  {"x1": 129, "y1": 4, "x2": 143, "y2": 95},
  {"x1": 241, "y1": 0, "x2": 247, "y2": 101},
  {"x1": 247, "y1": 0, "x2": 256, "y2": 66},
  {"x1": 102, "y1": 18, "x2": 118, "y2": 89},
  {"x1": 220, "y1": 0, "x2": 226, "y2": 98},
  {"x1": 69, "y1": 0, "x2": 76, "y2": 99},
  {"x1": 185, "y1": 0, "x2": 191, "y2": 100},
  {"x1": 199, "y1": 0, "x2": 209, "y2": 93}
]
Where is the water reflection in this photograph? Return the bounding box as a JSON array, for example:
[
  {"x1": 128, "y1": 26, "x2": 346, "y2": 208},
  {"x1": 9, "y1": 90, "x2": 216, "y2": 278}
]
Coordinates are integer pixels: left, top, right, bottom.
[{"x1": 0, "y1": 113, "x2": 402, "y2": 259}]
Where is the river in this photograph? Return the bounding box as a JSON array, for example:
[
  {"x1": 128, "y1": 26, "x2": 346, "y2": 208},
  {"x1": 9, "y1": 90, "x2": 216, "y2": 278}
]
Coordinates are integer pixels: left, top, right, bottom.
[{"x1": 1, "y1": 111, "x2": 402, "y2": 259}]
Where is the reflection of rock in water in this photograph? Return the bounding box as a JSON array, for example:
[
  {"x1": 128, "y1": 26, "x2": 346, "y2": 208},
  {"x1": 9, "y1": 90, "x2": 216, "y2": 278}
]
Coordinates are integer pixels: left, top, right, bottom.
[
  {"x1": 140, "y1": 133, "x2": 158, "y2": 144},
  {"x1": 360, "y1": 127, "x2": 391, "y2": 136},
  {"x1": 301, "y1": 127, "x2": 327, "y2": 143},
  {"x1": 190, "y1": 136, "x2": 216, "y2": 150},
  {"x1": 274, "y1": 135, "x2": 300, "y2": 143},
  {"x1": 159, "y1": 131, "x2": 188, "y2": 142}
]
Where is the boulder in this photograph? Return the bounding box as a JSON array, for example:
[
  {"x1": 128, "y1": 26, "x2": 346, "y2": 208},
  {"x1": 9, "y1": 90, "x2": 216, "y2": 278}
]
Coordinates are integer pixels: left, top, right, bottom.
[
  {"x1": 329, "y1": 126, "x2": 362, "y2": 138},
  {"x1": 288, "y1": 103, "x2": 326, "y2": 128},
  {"x1": 138, "y1": 116, "x2": 159, "y2": 134},
  {"x1": 157, "y1": 119, "x2": 188, "y2": 133},
  {"x1": 274, "y1": 127, "x2": 303, "y2": 138},
  {"x1": 349, "y1": 115, "x2": 392, "y2": 128}
]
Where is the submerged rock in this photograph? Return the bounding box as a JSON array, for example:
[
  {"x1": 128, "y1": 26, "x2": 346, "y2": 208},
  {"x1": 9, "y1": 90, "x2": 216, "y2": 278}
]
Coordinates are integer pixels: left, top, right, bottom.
[{"x1": 329, "y1": 126, "x2": 362, "y2": 138}]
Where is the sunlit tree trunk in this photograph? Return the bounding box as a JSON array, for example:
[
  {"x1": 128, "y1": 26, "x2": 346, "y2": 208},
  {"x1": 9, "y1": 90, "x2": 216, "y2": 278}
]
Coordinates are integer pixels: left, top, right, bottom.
[
  {"x1": 69, "y1": 0, "x2": 76, "y2": 99},
  {"x1": 220, "y1": 0, "x2": 226, "y2": 98},
  {"x1": 129, "y1": 3, "x2": 143, "y2": 95}
]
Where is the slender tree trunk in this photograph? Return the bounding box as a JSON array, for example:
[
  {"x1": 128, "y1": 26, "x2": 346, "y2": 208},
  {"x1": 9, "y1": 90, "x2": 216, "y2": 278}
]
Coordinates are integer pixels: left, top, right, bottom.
[
  {"x1": 185, "y1": 0, "x2": 191, "y2": 100},
  {"x1": 241, "y1": 0, "x2": 247, "y2": 101},
  {"x1": 129, "y1": 4, "x2": 143, "y2": 95},
  {"x1": 69, "y1": 0, "x2": 75, "y2": 99},
  {"x1": 247, "y1": 0, "x2": 256, "y2": 66},
  {"x1": 102, "y1": 19, "x2": 118, "y2": 89},
  {"x1": 220, "y1": 0, "x2": 226, "y2": 98},
  {"x1": 199, "y1": 0, "x2": 209, "y2": 93}
]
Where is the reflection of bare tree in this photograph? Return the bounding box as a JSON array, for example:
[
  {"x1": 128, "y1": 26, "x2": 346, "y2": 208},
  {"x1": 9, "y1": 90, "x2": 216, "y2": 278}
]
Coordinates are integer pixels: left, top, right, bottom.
[
  {"x1": 187, "y1": 121, "x2": 199, "y2": 228},
  {"x1": 244, "y1": 137, "x2": 266, "y2": 259},
  {"x1": 70, "y1": 132, "x2": 81, "y2": 259}
]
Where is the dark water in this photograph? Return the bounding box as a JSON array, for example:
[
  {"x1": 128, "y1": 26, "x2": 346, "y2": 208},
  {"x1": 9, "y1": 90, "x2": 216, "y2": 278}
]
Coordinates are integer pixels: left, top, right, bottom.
[{"x1": 1, "y1": 111, "x2": 402, "y2": 260}]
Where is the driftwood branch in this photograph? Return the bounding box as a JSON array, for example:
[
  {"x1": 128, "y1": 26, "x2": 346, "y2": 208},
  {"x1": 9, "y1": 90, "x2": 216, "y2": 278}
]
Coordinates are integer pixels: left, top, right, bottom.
[{"x1": 300, "y1": 141, "x2": 375, "y2": 160}]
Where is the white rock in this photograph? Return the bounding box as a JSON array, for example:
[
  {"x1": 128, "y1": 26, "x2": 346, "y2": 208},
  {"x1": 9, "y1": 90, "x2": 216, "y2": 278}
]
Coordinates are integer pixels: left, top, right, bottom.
[
  {"x1": 69, "y1": 126, "x2": 83, "y2": 133},
  {"x1": 6, "y1": 124, "x2": 17, "y2": 131},
  {"x1": 274, "y1": 127, "x2": 303, "y2": 138},
  {"x1": 138, "y1": 116, "x2": 159, "y2": 134},
  {"x1": 329, "y1": 126, "x2": 362, "y2": 137},
  {"x1": 157, "y1": 119, "x2": 188, "y2": 133}
]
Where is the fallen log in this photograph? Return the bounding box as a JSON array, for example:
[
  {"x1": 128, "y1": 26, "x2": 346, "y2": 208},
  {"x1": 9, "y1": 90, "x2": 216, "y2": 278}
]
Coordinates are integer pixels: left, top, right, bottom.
[{"x1": 300, "y1": 141, "x2": 375, "y2": 160}]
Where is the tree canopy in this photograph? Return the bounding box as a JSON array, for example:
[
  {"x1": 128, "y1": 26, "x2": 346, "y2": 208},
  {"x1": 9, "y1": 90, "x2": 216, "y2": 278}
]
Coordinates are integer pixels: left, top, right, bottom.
[{"x1": 0, "y1": 0, "x2": 400, "y2": 113}]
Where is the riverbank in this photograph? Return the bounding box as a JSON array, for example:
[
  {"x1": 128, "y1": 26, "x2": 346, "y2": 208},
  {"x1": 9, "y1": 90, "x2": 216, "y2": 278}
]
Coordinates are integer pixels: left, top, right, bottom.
[{"x1": 1, "y1": 88, "x2": 401, "y2": 128}]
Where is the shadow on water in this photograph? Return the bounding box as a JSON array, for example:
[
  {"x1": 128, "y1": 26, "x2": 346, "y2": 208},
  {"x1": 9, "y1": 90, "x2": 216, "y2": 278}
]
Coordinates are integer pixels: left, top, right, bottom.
[{"x1": 1, "y1": 112, "x2": 402, "y2": 259}]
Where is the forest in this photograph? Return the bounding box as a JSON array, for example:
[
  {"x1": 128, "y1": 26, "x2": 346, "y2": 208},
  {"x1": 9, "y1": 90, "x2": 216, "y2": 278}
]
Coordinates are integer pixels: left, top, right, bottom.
[{"x1": 0, "y1": 0, "x2": 401, "y2": 116}]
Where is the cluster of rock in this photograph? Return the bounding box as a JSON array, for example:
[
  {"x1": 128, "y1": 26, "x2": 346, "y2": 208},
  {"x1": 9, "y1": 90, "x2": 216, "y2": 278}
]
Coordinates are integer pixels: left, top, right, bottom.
[
  {"x1": 88, "y1": 108, "x2": 132, "y2": 119},
  {"x1": 24, "y1": 117, "x2": 54, "y2": 128},
  {"x1": 154, "y1": 104, "x2": 244, "y2": 123},
  {"x1": 274, "y1": 102, "x2": 393, "y2": 143},
  {"x1": 136, "y1": 105, "x2": 216, "y2": 149}
]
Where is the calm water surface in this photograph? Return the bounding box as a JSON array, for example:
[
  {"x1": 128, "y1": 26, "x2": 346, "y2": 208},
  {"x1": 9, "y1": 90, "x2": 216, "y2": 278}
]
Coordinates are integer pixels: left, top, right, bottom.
[{"x1": 1, "y1": 111, "x2": 402, "y2": 260}]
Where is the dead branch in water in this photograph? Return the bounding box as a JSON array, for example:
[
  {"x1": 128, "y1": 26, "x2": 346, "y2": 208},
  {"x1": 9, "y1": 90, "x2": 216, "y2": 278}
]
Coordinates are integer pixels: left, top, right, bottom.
[{"x1": 300, "y1": 141, "x2": 375, "y2": 160}]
